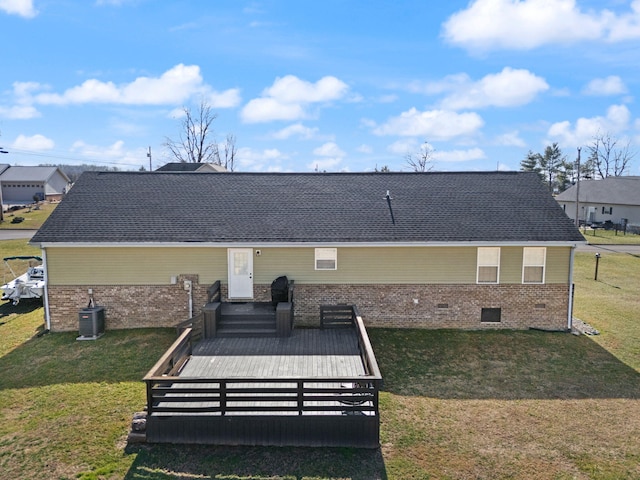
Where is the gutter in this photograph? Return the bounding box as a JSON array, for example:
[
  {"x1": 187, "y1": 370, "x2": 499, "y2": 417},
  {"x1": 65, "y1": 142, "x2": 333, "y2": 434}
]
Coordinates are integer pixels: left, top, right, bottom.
[
  {"x1": 41, "y1": 247, "x2": 51, "y2": 331},
  {"x1": 567, "y1": 245, "x2": 576, "y2": 331}
]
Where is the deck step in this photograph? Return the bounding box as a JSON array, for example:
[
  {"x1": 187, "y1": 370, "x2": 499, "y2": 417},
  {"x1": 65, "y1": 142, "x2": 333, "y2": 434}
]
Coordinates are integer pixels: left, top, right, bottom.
[
  {"x1": 217, "y1": 302, "x2": 278, "y2": 338},
  {"x1": 216, "y1": 328, "x2": 278, "y2": 338}
]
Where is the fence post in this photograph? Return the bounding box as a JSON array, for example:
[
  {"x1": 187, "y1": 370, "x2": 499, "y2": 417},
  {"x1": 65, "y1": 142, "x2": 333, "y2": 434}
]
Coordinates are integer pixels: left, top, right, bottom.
[
  {"x1": 220, "y1": 381, "x2": 226, "y2": 416},
  {"x1": 146, "y1": 381, "x2": 154, "y2": 414},
  {"x1": 297, "y1": 381, "x2": 304, "y2": 415}
]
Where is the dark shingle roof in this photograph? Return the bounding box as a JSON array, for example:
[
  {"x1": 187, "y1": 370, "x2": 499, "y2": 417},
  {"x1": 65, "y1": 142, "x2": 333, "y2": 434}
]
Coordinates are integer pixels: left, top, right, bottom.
[
  {"x1": 555, "y1": 176, "x2": 640, "y2": 206},
  {"x1": 0, "y1": 165, "x2": 69, "y2": 182},
  {"x1": 32, "y1": 171, "x2": 585, "y2": 244}
]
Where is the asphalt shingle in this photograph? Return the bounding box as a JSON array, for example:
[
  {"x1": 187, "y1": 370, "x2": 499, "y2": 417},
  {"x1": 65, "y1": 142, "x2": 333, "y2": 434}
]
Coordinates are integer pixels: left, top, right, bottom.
[{"x1": 31, "y1": 171, "x2": 585, "y2": 244}]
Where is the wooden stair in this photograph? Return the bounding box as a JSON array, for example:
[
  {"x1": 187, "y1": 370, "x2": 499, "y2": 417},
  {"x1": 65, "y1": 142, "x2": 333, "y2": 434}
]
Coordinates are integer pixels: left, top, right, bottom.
[{"x1": 217, "y1": 302, "x2": 277, "y2": 337}]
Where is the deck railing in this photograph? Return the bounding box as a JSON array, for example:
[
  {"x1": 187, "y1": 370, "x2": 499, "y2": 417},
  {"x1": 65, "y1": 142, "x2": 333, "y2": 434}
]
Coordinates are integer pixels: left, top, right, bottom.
[{"x1": 144, "y1": 305, "x2": 381, "y2": 418}]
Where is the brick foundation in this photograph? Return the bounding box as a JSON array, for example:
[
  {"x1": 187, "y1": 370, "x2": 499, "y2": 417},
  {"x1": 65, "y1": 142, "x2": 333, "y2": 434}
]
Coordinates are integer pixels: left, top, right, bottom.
[
  {"x1": 47, "y1": 274, "x2": 207, "y2": 332},
  {"x1": 47, "y1": 280, "x2": 570, "y2": 332}
]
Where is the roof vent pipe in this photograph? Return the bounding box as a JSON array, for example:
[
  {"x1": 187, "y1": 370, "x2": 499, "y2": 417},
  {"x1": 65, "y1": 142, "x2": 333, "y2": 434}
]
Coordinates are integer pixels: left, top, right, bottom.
[{"x1": 384, "y1": 190, "x2": 395, "y2": 225}]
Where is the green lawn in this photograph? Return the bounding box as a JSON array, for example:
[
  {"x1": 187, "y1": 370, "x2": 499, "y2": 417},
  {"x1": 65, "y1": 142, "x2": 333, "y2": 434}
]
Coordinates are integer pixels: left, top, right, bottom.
[
  {"x1": 581, "y1": 227, "x2": 640, "y2": 245},
  {"x1": 0, "y1": 249, "x2": 639, "y2": 479},
  {"x1": 0, "y1": 202, "x2": 57, "y2": 230}
]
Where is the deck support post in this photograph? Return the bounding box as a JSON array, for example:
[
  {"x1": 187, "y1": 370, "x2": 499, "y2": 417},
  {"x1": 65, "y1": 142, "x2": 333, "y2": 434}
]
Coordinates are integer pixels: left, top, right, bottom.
[
  {"x1": 297, "y1": 381, "x2": 304, "y2": 415},
  {"x1": 220, "y1": 381, "x2": 226, "y2": 416}
]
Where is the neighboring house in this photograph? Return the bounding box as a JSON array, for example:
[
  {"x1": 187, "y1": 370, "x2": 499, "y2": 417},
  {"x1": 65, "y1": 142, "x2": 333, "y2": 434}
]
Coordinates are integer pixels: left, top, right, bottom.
[
  {"x1": 155, "y1": 162, "x2": 226, "y2": 172},
  {"x1": 556, "y1": 176, "x2": 640, "y2": 227},
  {"x1": 0, "y1": 165, "x2": 71, "y2": 205},
  {"x1": 31, "y1": 171, "x2": 585, "y2": 333}
]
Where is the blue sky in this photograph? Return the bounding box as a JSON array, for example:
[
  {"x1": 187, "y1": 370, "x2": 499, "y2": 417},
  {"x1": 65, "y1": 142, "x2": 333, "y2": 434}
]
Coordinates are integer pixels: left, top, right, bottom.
[{"x1": 1, "y1": 0, "x2": 640, "y2": 173}]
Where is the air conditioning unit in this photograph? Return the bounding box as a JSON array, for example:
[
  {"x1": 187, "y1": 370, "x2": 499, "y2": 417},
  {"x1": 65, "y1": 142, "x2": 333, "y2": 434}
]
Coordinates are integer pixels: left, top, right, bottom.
[{"x1": 78, "y1": 306, "x2": 105, "y2": 340}]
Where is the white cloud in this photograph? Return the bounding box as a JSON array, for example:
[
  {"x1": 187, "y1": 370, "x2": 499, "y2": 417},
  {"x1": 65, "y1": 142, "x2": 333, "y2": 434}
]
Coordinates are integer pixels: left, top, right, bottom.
[
  {"x1": 582, "y1": 76, "x2": 628, "y2": 96},
  {"x1": 308, "y1": 157, "x2": 343, "y2": 171},
  {"x1": 373, "y1": 108, "x2": 484, "y2": 140},
  {"x1": 272, "y1": 123, "x2": 319, "y2": 140},
  {"x1": 95, "y1": 0, "x2": 135, "y2": 5},
  {"x1": 241, "y1": 75, "x2": 349, "y2": 123},
  {"x1": 70, "y1": 140, "x2": 148, "y2": 168},
  {"x1": 357, "y1": 144, "x2": 373, "y2": 154},
  {"x1": 387, "y1": 139, "x2": 418, "y2": 155},
  {"x1": 608, "y1": 0, "x2": 640, "y2": 41},
  {"x1": 433, "y1": 148, "x2": 486, "y2": 163},
  {"x1": 442, "y1": 0, "x2": 637, "y2": 51},
  {"x1": 265, "y1": 75, "x2": 347, "y2": 103},
  {"x1": 207, "y1": 88, "x2": 242, "y2": 108},
  {"x1": 0, "y1": 0, "x2": 37, "y2": 18},
  {"x1": 27, "y1": 64, "x2": 238, "y2": 108},
  {"x1": 313, "y1": 142, "x2": 345, "y2": 158},
  {"x1": 0, "y1": 105, "x2": 40, "y2": 119},
  {"x1": 308, "y1": 142, "x2": 346, "y2": 171},
  {"x1": 0, "y1": 81, "x2": 43, "y2": 118},
  {"x1": 377, "y1": 94, "x2": 398, "y2": 104},
  {"x1": 236, "y1": 147, "x2": 288, "y2": 172},
  {"x1": 547, "y1": 104, "x2": 631, "y2": 147},
  {"x1": 11, "y1": 134, "x2": 54, "y2": 151},
  {"x1": 241, "y1": 98, "x2": 306, "y2": 123},
  {"x1": 437, "y1": 68, "x2": 549, "y2": 110},
  {"x1": 495, "y1": 131, "x2": 527, "y2": 147}
]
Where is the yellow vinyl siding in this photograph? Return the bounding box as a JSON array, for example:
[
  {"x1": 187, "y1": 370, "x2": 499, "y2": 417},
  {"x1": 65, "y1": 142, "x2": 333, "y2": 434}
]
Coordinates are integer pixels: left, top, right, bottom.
[
  {"x1": 544, "y1": 246, "x2": 571, "y2": 283},
  {"x1": 44, "y1": 245, "x2": 573, "y2": 286},
  {"x1": 497, "y1": 246, "x2": 570, "y2": 284},
  {"x1": 46, "y1": 247, "x2": 227, "y2": 285}
]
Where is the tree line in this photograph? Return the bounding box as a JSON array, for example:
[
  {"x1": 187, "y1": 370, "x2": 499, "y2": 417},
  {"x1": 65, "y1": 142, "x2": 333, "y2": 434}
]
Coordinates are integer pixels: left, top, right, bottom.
[{"x1": 520, "y1": 132, "x2": 636, "y2": 193}]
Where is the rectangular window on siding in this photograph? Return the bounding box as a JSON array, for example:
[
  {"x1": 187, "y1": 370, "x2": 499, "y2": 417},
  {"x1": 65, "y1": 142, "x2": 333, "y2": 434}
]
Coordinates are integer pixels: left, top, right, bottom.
[
  {"x1": 523, "y1": 247, "x2": 546, "y2": 284},
  {"x1": 602, "y1": 206, "x2": 613, "y2": 215},
  {"x1": 315, "y1": 248, "x2": 337, "y2": 270},
  {"x1": 477, "y1": 247, "x2": 500, "y2": 284}
]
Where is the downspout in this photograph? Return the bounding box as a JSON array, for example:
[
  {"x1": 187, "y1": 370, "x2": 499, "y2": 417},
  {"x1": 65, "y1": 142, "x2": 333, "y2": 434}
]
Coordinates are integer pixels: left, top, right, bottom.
[
  {"x1": 567, "y1": 245, "x2": 576, "y2": 331},
  {"x1": 41, "y1": 247, "x2": 51, "y2": 331}
]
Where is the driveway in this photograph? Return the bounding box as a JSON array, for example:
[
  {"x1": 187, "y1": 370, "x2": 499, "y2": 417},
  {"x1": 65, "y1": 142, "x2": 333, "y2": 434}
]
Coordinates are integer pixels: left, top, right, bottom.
[
  {"x1": 0, "y1": 230, "x2": 38, "y2": 241},
  {"x1": 576, "y1": 244, "x2": 640, "y2": 255}
]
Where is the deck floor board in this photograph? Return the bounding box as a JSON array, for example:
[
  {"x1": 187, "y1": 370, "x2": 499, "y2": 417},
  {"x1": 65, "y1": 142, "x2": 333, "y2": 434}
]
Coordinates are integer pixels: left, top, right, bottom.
[{"x1": 182, "y1": 328, "x2": 365, "y2": 379}]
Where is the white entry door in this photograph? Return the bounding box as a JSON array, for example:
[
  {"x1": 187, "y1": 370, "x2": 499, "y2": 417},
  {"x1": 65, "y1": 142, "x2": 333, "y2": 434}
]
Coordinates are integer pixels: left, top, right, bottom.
[{"x1": 228, "y1": 248, "x2": 253, "y2": 299}]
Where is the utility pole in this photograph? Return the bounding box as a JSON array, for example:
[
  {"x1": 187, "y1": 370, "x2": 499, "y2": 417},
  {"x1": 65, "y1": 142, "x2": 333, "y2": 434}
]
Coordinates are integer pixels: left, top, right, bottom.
[
  {"x1": 147, "y1": 146, "x2": 152, "y2": 171},
  {"x1": 0, "y1": 146, "x2": 8, "y2": 223},
  {"x1": 574, "y1": 147, "x2": 581, "y2": 228}
]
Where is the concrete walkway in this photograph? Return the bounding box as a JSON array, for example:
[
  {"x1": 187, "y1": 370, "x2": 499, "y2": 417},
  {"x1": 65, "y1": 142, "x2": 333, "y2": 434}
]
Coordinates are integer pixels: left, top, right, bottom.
[{"x1": 0, "y1": 230, "x2": 37, "y2": 240}]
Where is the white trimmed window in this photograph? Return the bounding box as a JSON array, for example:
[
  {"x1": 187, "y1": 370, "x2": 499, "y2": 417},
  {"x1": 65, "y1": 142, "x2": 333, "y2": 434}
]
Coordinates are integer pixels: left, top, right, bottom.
[
  {"x1": 315, "y1": 248, "x2": 337, "y2": 270},
  {"x1": 523, "y1": 247, "x2": 546, "y2": 284},
  {"x1": 477, "y1": 247, "x2": 500, "y2": 284}
]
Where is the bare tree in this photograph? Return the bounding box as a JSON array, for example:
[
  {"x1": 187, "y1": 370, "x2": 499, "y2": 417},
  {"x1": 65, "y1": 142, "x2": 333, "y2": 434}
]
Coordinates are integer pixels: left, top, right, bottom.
[
  {"x1": 164, "y1": 100, "x2": 236, "y2": 168},
  {"x1": 405, "y1": 141, "x2": 435, "y2": 172},
  {"x1": 220, "y1": 133, "x2": 237, "y2": 172},
  {"x1": 588, "y1": 132, "x2": 635, "y2": 178}
]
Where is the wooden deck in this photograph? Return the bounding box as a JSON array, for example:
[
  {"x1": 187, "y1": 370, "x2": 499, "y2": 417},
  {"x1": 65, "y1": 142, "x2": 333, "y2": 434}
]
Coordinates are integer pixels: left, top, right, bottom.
[
  {"x1": 144, "y1": 305, "x2": 382, "y2": 447},
  {"x1": 184, "y1": 328, "x2": 365, "y2": 378}
]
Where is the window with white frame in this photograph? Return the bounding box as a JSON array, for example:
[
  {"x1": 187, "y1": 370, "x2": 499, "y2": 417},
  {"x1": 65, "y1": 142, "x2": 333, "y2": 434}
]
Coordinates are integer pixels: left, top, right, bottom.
[
  {"x1": 523, "y1": 247, "x2": 546, "y2": 284},
  {"x1": 477, "y1": 247, "x2": 500, "y2": 284},
  {"x1": 315, "y1": 248, "x2": 337, "y2": 270}
]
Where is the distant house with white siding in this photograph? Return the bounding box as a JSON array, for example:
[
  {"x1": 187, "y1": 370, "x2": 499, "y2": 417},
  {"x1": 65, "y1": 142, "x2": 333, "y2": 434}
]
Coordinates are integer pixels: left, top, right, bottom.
[
  {"x1": 0, "y1": 165, "x2": 71, "y2": 206},
  {"x1": 556, "y1": 176, "x2": 640, "y2": 227}
]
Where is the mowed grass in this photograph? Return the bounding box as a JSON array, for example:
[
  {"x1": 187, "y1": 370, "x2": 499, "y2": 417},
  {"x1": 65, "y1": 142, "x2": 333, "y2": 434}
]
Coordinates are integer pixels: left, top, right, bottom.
[
  {"x1": 582, "y1": 227, "x2": 640, "y2": 245},
  {"x1": 0, "y1": 202, "x2": 58, "y2": 230},
  {"x1": 0, "y1": 248, "x2": 639, "y2": 479},
  {"x1": 1, "y1": 239, "x2": 42, "y2": 280}
]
